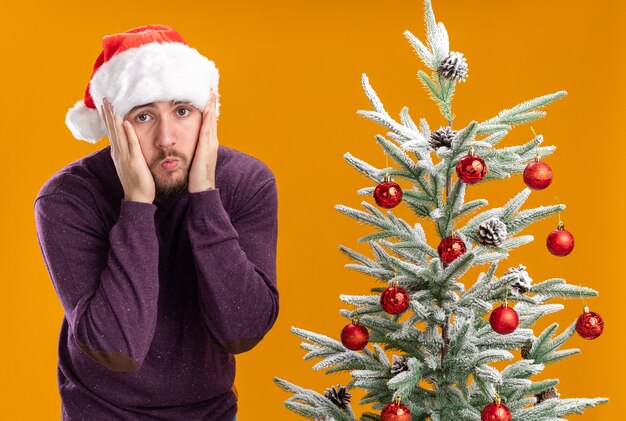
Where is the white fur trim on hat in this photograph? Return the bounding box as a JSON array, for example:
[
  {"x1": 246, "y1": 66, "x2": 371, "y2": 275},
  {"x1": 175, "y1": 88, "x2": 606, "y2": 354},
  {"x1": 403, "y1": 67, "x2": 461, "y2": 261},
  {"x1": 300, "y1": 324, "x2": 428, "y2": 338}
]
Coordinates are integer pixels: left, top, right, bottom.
[{"x1": 67, "y1": 41, "x2": 220, "y2": 143}]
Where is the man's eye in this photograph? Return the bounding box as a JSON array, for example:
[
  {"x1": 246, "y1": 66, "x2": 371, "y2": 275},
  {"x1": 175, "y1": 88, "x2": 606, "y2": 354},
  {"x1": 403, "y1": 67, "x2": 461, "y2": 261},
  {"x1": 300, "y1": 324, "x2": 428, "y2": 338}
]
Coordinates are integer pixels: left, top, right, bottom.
[
  {"x1": 177, "y1": 108, "x2": 189, "y2": 116},
  {"x1": 136, "y1": 113, "x2": 149, "y2": 122}
]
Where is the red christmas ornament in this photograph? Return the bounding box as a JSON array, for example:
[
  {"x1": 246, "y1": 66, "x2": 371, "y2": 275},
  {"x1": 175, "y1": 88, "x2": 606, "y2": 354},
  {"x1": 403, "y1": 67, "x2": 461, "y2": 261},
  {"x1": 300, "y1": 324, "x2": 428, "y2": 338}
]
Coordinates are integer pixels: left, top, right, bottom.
[
  {"x1": 456, "y1": 147, "x2": 487, "y2": 184},
  {"x1": 481, "y1": 400, "x2": 512, "y2": 421},
  {"x1": 489, "y1": 304, "x2": 519, "y2": 335},
  {"x1": 523, "y1": 157, "x2": 553, "y2": 190},
  {"x1": 374, "y1": 173, "x2": 403, "y2": 208},
  {"x1": 341, "y1": 320, "x2": 369, "y2": 350},
  {"x1": 546, "y1": 221, "x2": 574, "y2": 256},
  {"x1": 380, "y1": 283, "x2": 410, "y2": 315},
  {"x1": 576, "y1": 306, "x2": 604, "y2": 340},
  {"x1": 437, "y1": 236, "x2": 466, "y2": 264},
  {"x1": 381, "y1": 397, "x2": 411, "y2": 421}
]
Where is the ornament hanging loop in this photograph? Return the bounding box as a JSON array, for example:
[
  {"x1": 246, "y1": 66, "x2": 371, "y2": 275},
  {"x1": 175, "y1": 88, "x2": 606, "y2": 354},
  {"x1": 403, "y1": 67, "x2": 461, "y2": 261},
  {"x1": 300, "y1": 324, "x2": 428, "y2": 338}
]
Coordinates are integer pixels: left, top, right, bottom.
[
  {"x1": 382, "y1": 151, "x2": 391, "y2": 183},
  {"x1": 530, "y1": 126, "x2": 540, "y2": 161},
  {"x1": 504, "y1": 281, "x2": 509, "y2": 307},
  {"x1": 555, "y1": 196, "x2": 563, "y2": 226}
]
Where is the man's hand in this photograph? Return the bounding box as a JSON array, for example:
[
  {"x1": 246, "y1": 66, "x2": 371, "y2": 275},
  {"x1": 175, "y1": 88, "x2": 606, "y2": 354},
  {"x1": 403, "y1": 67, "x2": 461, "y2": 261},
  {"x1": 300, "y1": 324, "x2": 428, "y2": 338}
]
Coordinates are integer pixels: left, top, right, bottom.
[
  {"x1": 188, "y1": 90, "x2": 219, "y2": 193},
  {"x1": 102, "y1": 97, "x2": 155, "y2": 203}
]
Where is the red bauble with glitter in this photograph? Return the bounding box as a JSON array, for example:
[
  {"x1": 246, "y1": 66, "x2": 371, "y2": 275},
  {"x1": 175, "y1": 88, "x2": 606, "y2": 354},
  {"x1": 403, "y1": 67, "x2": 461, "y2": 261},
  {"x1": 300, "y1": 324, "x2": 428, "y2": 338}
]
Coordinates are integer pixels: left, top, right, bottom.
[
  {"x1": 380, "y1": 285, "x2": 410, "y2": 315},
  {"x1": 381, "y1": 401, "x2": 411, "y2": 421},
  {"x1": 374, "y1": 174, "x2": 403, "y2": 208},
  {"x1": 523, "y1": 158, "x2": 553, "y2": 190},
  {"x1": 456, "y1": 149, "x2": 487, "y2": 184},
  {"x1": 576, "y1": 307, "x2": 604, "y2": 340},
  {"x1": 437, "y1": 236, "x2": 466, "y2": 264},
  {"x1": 341, "y1": 320, "x2": 369, "y2": 350},
  {"x1": 489, "y1": 305, "x2": 519, "y2": 335},
  {"x1": 481, "y1": 401, "x2": 512, "y2": 421},
  {"x1": 546, "y1": 222, "x2": 575, "y2": 256}
]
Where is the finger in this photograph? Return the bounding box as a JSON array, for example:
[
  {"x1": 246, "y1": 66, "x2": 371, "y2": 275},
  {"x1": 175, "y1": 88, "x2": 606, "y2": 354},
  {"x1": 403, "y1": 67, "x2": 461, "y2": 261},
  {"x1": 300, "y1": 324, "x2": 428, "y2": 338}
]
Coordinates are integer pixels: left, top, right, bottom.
[
  {"x1": 101, "y1": 98, "x2": 111, "y2": 136},
  {"x1": 205, "y1": 89, "x2": 216, "y2": 112},
  {"x1": 104, "y1": 99, "x2": 122, "y2": 154},
  {"x1": 198, "y1": 105, "x2": 213, "y2": 147},
  {"x1": 209, "y1": 91, "x2": 217, "y2": 114},
  {"x1": 208, "y1": 96, "x2": 218, "y2": 138},
  {"x1": 102, "y1": 98, "x2": 119, "y2": 155},
  {"x1": 112, "y1": 112, "x2": 129, "y2": 157},
  {"x1": 123, "y1": 120, "x2": 142, "y2": 159},
  {"x1": 103, "y1": 98, "x2": 126, "y2": 157}
]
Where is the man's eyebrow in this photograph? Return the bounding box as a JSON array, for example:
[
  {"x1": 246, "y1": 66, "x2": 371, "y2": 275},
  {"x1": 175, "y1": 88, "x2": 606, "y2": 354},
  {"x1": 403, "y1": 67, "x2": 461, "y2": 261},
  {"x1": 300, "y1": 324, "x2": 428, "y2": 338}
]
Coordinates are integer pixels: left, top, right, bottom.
[
  {"x1": 128, "y1": 100, "x2": 192, "y2": 114},
  {"x1": 128, "y1": 102, "x2": 156, "y2": 114}
]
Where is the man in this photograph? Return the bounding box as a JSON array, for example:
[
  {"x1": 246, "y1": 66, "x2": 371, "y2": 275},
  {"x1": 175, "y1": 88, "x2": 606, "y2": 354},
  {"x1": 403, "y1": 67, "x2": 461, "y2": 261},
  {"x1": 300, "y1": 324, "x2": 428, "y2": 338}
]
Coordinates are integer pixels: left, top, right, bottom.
[{"x1": 34, "y1": 25, "x2": 279, "y2": 420}]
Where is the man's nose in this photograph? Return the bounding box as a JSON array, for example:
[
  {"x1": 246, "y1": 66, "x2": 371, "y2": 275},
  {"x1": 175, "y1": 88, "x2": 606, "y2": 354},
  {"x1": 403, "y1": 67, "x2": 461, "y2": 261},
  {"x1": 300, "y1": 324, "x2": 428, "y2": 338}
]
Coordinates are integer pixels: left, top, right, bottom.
[{"x1": 155, "y1": 117, "x2": 176, "y2": 148}]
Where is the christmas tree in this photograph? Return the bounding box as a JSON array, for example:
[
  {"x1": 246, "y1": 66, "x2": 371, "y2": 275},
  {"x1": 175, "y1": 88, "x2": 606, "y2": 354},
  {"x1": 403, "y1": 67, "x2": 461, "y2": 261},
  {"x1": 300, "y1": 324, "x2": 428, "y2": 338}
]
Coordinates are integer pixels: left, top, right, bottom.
[{"x1": 274, "y1": 1, "x2": 608, "y2": 419}]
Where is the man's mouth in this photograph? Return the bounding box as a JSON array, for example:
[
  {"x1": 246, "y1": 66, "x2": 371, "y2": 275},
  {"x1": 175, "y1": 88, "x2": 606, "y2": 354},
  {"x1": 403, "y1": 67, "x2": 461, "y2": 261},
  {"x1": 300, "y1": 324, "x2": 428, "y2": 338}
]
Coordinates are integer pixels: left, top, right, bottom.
[{"x1": 161, "y1": 158, "x2": 180, "y2": 171}]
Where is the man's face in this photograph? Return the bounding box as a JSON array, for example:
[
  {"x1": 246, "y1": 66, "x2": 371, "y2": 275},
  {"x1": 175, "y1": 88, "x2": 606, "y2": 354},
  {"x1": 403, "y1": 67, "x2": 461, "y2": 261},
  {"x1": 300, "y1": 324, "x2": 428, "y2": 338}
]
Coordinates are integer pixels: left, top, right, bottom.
[{"x1": 124, "y1": 100, "x2": 202, "y2": 202}]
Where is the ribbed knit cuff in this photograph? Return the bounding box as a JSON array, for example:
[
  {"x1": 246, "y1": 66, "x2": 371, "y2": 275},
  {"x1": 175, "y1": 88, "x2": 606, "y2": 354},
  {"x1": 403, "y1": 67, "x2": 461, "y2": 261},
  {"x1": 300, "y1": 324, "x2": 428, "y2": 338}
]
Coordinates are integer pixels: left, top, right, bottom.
[
  {"x1": 187, "y1": 189, "x2": 239, "y2": 246},
  {"x1": 119, "y1": 200, "x2": 157, "y2": 224}
]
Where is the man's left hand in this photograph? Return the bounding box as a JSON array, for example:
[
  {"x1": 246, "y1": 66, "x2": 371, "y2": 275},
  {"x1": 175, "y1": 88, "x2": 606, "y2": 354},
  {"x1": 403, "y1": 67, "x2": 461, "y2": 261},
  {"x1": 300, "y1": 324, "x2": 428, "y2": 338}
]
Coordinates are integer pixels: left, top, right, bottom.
[{"x1": 188, "y1": 90, "x2": 219, "y2": 193}]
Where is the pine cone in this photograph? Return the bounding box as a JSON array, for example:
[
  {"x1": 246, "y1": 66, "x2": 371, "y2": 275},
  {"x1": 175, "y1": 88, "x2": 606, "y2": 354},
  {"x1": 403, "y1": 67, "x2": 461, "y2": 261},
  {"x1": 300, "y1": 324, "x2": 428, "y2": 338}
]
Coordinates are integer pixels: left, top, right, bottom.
[
  {"x1": 391, "y1": 355, "x2": 409, "y2": 376},
  {"x1": 430, "y1": 126, "x2": 457, "y2": 149},
  {"x1": 477, "y1": 218, "x2": 507, "y2": 246},
  {"x1": 536, "y1": 387, "x2": 560, "y2": 404},
  {"x1": 505, "y1": 264, "x2": 533, "y2": 297},
  {"x1": 521, "y1": 342, "x2": 533, "y2": 359},
  {"x1": 324, "y1": 385, "x2": 351, "y2": 410},
  {"x1": 437, "y1": 51, "x2": 468, "y2": 82}
]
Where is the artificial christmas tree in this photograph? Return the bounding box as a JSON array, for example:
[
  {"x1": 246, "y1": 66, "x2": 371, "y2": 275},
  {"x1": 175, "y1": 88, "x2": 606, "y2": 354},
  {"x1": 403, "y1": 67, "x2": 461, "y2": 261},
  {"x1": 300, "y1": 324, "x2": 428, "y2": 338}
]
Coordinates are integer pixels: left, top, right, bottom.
[{"x1": 274, "y1": 1, "x2": 607, "y2": 419}]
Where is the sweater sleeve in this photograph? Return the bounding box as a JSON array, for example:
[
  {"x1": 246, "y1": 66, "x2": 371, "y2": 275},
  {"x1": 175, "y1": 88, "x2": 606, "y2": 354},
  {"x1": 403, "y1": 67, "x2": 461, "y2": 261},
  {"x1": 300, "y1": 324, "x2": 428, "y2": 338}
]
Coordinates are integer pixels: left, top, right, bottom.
[
  {"x1": 34, "y1": 192, "x2": 160, "y2": 372},
  {"x1": 185, "y1": 177, "x2": 279, "y2": 354}
]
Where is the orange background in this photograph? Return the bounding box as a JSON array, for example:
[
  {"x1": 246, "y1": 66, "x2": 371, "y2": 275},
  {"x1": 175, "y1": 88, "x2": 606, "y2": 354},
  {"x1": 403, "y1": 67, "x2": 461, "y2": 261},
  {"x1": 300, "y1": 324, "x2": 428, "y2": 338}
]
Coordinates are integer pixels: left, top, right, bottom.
[{"x1": 1, "y1": 0, "x2": 624, "y2": 419}]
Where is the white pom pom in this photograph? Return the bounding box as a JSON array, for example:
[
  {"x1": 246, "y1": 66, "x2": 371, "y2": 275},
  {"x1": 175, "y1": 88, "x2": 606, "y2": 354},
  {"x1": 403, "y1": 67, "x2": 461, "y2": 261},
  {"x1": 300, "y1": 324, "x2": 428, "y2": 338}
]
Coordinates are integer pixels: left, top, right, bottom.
[{"x1": 65, "y1": 100, "x2": 107, "y2": 143}]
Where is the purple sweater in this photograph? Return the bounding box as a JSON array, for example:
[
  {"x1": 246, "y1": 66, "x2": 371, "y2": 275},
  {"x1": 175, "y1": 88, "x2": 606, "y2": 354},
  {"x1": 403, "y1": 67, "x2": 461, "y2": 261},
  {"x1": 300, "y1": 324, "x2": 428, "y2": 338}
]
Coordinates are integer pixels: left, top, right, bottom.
[{"x1": 34, "y1": 145, "x2": 278, "y2": 420}]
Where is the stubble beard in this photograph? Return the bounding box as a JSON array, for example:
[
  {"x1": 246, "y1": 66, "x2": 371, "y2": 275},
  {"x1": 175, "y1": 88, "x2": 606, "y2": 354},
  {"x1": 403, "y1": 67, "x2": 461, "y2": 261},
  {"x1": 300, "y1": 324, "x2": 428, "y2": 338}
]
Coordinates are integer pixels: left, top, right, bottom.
[{"x1": 150, "y1": 152, "x2": 189, "y2": 204}]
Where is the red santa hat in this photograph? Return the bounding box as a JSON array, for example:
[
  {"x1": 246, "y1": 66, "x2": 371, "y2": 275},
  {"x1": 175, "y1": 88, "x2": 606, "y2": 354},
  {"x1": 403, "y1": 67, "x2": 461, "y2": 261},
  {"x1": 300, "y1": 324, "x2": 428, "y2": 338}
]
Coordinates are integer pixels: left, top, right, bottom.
[{"x1": 66, "y1": 25, "x2": 219, "y2": 143}]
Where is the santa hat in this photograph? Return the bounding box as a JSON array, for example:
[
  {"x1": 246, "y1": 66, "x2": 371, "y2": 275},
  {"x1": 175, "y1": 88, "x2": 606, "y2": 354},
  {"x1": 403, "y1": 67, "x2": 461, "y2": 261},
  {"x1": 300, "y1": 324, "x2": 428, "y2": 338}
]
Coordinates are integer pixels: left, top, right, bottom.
[{"x1": 66, "y1": 25, "x2": 219, "y2": 143}]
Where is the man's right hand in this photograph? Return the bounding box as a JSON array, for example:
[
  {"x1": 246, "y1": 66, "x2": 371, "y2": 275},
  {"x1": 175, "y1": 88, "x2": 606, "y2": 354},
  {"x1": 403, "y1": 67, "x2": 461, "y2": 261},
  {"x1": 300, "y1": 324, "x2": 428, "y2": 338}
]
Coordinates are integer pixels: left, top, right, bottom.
[{"x1": 102, "y1": 97, "x2": 155, "y2": 204}]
